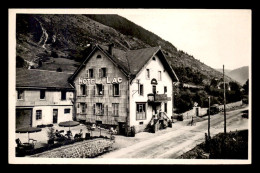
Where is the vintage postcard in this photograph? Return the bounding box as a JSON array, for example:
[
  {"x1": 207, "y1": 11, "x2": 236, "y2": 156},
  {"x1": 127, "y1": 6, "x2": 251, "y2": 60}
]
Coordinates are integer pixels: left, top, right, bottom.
[{"x1": 8, "y1": 8, "x2": 251, "y2": 164}]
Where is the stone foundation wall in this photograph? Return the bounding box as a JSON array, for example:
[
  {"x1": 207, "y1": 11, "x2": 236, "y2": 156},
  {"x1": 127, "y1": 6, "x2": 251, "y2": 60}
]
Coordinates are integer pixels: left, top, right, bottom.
[{"x1": 32, "y1": 138, "x2": 114, "y2": 158}]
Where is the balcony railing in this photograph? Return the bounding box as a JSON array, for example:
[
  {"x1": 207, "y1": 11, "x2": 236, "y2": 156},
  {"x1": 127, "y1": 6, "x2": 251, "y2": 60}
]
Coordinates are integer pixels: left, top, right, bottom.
[{"x1": 148, "y1": 94, "x2": 171, "y2": 103}]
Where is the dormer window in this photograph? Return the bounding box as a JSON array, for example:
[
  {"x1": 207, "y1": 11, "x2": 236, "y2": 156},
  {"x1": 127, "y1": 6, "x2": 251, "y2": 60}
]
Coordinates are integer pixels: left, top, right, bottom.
[
  {"x1": 40, "y1": 90, "x2": 45, "y2": 100},
  {"x1": 99, "y1": 68, "x2": 107, "y2": 78},
  {"x1": 89, "y1": 69, "x2": 94, "y2": 78},
  {"x1": 97, "y1": 55, "x2": 102, "y2": 59}
]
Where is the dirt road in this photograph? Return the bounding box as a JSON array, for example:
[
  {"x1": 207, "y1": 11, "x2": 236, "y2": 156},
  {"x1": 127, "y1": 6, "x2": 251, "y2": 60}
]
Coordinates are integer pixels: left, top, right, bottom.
[{"x1": 99, "y1": 106, "x2": 249, "y2": 159}]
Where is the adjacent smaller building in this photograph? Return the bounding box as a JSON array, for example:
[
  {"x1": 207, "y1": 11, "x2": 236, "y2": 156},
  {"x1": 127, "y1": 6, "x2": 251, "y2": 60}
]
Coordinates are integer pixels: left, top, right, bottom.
[{"x1": 15, "y1": 69, "x2": 74, "y2": 130}]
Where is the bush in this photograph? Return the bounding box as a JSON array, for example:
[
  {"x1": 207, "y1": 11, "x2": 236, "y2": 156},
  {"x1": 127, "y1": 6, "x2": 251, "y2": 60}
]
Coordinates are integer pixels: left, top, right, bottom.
[
  {"x1": 56, "y1": 67, "x2": 62, "y2": 72},
  {"x1": 51, "y1": 51, "x2": 59, "y2": 58},
  {"x1": 209, "y1": 130, "x2": 248, "y2": 159},
  {"x1": 176, "y1": 114, "x2": 183, "y2": 121},
  {"x1": 130, "y1": 126, "x2": 136, "y2": 137},
  {"x1": 47, "y1": 127, "x2": 55, "y2": 142}
]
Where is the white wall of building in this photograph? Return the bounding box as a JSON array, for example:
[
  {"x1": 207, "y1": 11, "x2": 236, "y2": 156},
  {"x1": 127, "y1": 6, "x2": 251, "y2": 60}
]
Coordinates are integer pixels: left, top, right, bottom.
[
  {"x1": 16, "y1": 89, "x2": 74, "y2": 128},
  {"x1": 129, "y1": 54, "x2": 173, "y2": 132},
  {"x1": 32, "y1": 106, "x2": 73, "y2": 127}
]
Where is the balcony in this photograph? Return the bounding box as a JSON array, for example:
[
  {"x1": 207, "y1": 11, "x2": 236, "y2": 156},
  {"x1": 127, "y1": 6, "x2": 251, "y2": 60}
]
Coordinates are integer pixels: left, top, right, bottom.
[{"x1": 148, "y1": 94, "x2": 171, "y2": 103}]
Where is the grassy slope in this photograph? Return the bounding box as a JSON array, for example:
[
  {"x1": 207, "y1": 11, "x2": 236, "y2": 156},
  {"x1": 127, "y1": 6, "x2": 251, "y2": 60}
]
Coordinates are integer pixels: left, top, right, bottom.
[{"x1": 178, "y1": 129, "x2": 248, "y2": 159}]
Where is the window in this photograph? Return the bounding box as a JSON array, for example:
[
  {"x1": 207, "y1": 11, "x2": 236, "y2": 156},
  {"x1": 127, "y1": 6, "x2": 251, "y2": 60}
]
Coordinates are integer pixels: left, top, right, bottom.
[
  {"x1": 40, "y1": 90, "x2": 45, "y2": 99},
  {"x1": 36, "y1": 110, "x2": 42, "y2": 120},
  {"x1": 146, "y1": 69, "x2": 150, "y2": 79},
  {"x1": 80, "y1": 85, "x2": 86, "y2": 95},
  {"x1": 17, "y1": 89, "x2": 24, "y2": 100},
  {"x1": 96, "y1": 55, "x2": 102, "y2": 59},
  {"x1": 99, "y1": 68, "x2": 106, "y2": 78},
  {"x1": 113, "y1": 83, "x2": 120, "y2": 96},
  {"x1": 139, "y1": 84, "x2": 143, "y2": 96},
  {"x1": 164, "y1": 103, "x2": 167, "y2": 113},
  {"x1": 152, "y1": 57, "x2": 156, "y2": 61},
  {"x1": 89, "y1": 69, "x2": 94, "y2": 78},
  {"x1": 80, "y1": 103, "x2": 86, "y2": 113},
  {"x1": 152, "y1": 85, "x2": 156, "y2": 94},
  {"x1": 61, "y1": 91, "x2": 66, "y2": 100},
  {"x1": 136, "y1": 103, "x2": 146, "y2": 120},
  {"x1": 158, "y1": 71, "x2": 162, "y2": 81},
  {"x1": 64, "y1": 108, "x2": 70, "y2": 114},
  {"x1": 95, "y1": 103, "x2": 104, "y2": 115},
  {"x1": 96, "y1": 84, "x2": 104, "y2": 96},
  {"x1": 164, "y1": 86, "x2": 167, "y2": 94},
  {"x1": 112, "y1": 103, "x2": 119, "y2": 116}
]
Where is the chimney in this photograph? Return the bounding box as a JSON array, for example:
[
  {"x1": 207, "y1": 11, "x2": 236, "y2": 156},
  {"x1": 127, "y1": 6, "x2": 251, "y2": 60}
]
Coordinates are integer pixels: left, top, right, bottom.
[{"x1": 108, "y1": 43, "x2": 114, "y2": 56}]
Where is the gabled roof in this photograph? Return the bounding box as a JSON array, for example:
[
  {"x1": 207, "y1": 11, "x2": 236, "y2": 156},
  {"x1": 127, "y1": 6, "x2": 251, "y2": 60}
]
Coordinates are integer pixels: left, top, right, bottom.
[
  {"x1": 69, "y1": 44, "x2": 179, "y2": 83},
  {"x1": 16, "y1": 68, "x2": 74, "y2": 90}
]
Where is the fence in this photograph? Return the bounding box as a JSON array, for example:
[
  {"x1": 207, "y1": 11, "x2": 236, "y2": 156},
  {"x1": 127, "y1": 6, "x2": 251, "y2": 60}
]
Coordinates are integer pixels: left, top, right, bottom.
[{"x1": 179, "y1": 100, "x2": 243, "y2": 120}]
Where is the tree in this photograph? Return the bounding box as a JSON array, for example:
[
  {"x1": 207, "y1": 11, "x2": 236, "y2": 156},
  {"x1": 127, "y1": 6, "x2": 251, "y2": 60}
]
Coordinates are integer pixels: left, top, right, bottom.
[
  {"x1": 210, "y1": 78, "x2": 218, "y2": 87},
  {"x1": 38, "y1": 60, "x2": 43, "y2": 67},
  {"x1": 242, "y1": 79, "x2": 249, "y2": 95},
  {"x1": 229, "y1": 81, "x2": 240, "y2": 91},
  {"x1": 16, "y1": 56, "x2": 25, "y2": 68}
]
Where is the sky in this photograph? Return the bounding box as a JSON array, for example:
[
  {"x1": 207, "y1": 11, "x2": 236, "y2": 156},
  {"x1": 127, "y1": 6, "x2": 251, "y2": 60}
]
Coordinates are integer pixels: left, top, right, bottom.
[{"x1": 116, "y1": 9, "x2": 251, "y2": 70}]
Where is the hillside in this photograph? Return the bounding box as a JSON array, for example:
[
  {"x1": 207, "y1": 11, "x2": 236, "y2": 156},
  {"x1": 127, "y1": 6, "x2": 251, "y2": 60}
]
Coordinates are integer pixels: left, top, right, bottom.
[
  {"x1": 227, "y1": 66, "x2": 249, "y2": 85},
  {"x1": 16, "y1": 14, "x2": 233, "y2": 84},
  {"x1": 216, "y1": 66, "x2": 249, "y2": 85}
]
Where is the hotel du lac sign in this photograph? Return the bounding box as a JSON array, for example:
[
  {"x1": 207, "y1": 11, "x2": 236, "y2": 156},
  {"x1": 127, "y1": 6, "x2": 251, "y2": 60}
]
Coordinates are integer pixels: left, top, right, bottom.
[{"x1": 78, "y1": 77, "x2": 123, "y2": 85}]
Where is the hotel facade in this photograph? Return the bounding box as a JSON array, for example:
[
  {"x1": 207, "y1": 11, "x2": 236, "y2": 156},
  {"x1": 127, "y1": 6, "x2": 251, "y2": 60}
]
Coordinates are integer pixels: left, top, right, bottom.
[{"x1": 69, "y1": 44, "x2": 179, "y2": 134}]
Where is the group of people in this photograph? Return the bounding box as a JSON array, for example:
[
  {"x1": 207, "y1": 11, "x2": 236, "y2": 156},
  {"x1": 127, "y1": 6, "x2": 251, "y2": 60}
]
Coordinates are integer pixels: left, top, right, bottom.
[{"x1": 55, "y1": 129, "x2": 83, "y2": 141}]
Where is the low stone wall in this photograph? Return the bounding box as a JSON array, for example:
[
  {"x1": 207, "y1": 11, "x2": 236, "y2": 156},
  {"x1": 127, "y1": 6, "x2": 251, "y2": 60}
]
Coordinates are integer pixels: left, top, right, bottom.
[
  {"x1": 32, "y1": 138, "x2": 114, "y2": 158},
  {"x1": 178, "y1": 100, "x2": 243, "y2": 120},
  {"x1": 217, "y1": 100, "x2": 243, "y2": 111},
  {"x1": 182, "y1": 108, "x2": 208, "y2": 119}
]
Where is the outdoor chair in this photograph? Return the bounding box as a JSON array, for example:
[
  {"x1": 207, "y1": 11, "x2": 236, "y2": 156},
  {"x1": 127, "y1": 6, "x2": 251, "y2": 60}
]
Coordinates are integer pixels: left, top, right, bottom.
[
  {"x1": 15, "y1": 138, "x2": 35, "y2": 150},
  {"x1": 74, "y1": 129, "x2": 83, "y2": 139}
]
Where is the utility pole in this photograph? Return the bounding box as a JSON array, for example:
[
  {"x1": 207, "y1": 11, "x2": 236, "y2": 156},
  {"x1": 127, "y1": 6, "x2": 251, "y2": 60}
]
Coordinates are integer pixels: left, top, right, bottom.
[
  {"x1": 223, "y1": 65, "x2": 227, "y2": 134},
  {"x1": 208, "y1": 96, "x2": 210, "y2": 138}
]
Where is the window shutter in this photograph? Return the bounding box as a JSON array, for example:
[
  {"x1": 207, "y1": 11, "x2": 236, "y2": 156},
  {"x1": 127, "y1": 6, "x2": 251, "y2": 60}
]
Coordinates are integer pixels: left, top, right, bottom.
[
  {"x1": 99, "y1": 69, "x2": 101, "y2": 78},
  {"x1": 86, "y1": 85, "x2": 88, "y2": 96},
  {"x1": 93, "y1": 85, "x2": 96, "y2": 96},
  {"x1": 119, "y1": 84, "x2": 121, "y2": 96},
  {"x1": 77, "y1": 85, "x2": 80, "y2": 96},
  {"x1": 93, "y1": 69, "x2": 95, "y2": 78},
  {"x1": 76, "y1": 103, "x2": 80, "y2": 113},
  {"x1": 102, "y1": 85, "x2": 104, "y2": 96},
  {"x1": 86, "y1": 69, "x2": 89, "y2": 78},
  {"x1": 109, "y1": 84, "x2": 113, "y2": 97},
  {"x1": 93, "y1": 104, "x2": 95, "y2": 115},
  {"x1": 102, "y1": 104, "x2": 104, "y2": 115}
]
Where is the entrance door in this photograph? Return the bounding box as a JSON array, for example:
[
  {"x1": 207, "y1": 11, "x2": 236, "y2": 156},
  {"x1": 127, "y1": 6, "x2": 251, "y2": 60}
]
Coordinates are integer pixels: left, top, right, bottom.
[
  {"x1": 53, "y1": 109, "x2": 58, "y2": 124},
  {"x1": 16, "y1": 109, "x2": 32, "y2": 129},
  {"x1": 118, "y1": 122, "x2": 125, "y2": 135}
]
